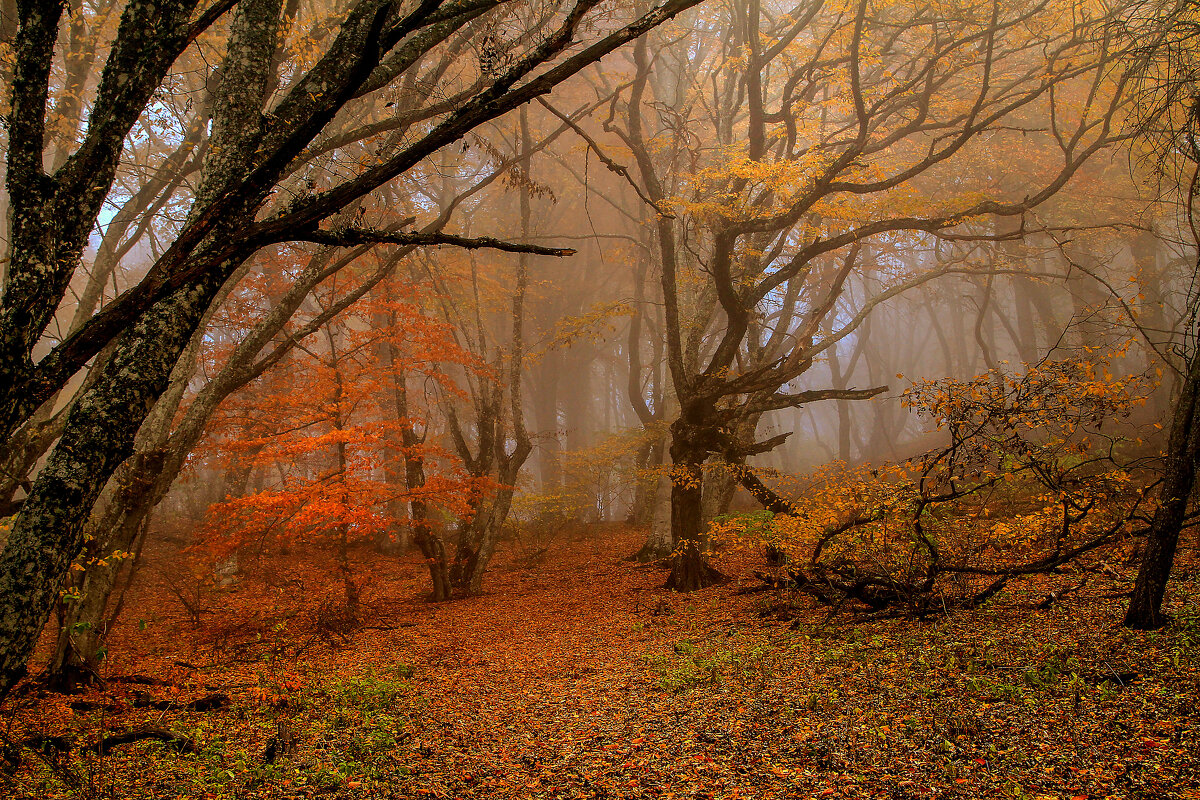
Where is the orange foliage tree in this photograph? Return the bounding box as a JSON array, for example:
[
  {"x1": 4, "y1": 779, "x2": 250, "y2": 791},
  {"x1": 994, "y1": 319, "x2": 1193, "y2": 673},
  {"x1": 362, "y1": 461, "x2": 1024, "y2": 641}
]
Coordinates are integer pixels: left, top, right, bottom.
[{"x1": 199, "y1": 263, "x2": 492, "y2": 609}]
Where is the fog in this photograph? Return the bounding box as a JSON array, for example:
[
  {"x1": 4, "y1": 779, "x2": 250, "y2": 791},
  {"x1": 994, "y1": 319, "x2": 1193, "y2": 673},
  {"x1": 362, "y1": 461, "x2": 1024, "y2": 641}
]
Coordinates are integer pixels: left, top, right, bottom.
[{"x1": 0, "y1": 0, "x2": 1195, "y2": 689}]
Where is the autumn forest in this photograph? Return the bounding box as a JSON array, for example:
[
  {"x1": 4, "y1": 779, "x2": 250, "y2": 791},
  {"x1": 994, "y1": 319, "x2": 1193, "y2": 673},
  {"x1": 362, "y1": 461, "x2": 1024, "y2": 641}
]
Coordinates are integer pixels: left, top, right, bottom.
[{"x1": 0, "y1": 0, "x2": 1198, "y2": 796}]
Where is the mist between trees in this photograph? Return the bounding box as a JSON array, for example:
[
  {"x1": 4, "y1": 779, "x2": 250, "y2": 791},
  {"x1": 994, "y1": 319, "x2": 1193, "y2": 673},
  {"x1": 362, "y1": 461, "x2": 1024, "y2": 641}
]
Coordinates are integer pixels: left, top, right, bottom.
[{"x1": 0, "y1": 0, "x2": 1197, "y2": 709}]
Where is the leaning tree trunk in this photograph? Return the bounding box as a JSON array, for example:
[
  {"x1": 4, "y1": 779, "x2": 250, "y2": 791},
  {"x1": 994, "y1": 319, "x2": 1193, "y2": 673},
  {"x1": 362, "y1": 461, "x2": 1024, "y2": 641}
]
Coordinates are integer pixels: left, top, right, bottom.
[
  {"x1": 0, "y1": 256, "x2": 237, "y2": 697},
  {"x1": 48, "y1": 501, "x2": 153, "y2": 692},
  {"x1": 1125, "y1": 344, "x2": 1200, "y2": 629},
  {"x1": 45, "y1": 247, "x2": 244, "y2": 690},
  {"x1": 0, "y1": 0, "x2": 283, "y2": 695},
  {"x1": 45, "y1": 424, "x2": 175, "y2": 691},
  {"x1": 0, "y1": 402, "x2": 66, "y2": 517}
]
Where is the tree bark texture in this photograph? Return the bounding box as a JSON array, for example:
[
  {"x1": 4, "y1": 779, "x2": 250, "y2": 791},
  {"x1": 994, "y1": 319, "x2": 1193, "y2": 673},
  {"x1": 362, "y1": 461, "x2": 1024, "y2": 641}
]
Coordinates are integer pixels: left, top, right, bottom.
[{"x1": 1125, "y1": 345, "x2": 1200, "y2": 629}]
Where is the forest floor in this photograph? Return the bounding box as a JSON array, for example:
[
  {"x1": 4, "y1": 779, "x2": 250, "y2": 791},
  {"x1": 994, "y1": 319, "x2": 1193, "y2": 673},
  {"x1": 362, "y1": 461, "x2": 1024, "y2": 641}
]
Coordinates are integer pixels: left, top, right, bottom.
[{"x1": 2, "y1": 525, "x2": 1198, "y2": 800}]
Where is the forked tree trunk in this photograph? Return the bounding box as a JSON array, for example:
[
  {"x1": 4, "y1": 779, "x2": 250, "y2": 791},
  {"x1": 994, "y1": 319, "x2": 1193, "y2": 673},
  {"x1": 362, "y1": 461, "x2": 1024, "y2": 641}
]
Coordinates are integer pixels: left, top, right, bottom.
[
  {"x1": 414, "y1": 513, "x2": 453, "y2": 602},
  {"x1": 455, "y1": 107, "x2": 535, "y2": 596},
  {"x1": 452, "y1": 483, "x2": 520, "y2": 596}
]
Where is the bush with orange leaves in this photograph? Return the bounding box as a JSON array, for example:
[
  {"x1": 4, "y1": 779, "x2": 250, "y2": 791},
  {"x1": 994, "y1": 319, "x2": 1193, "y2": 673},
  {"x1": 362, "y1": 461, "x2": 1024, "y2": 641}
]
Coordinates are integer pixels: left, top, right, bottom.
[{"x1": 712, "y1": 354, "x2": 1158, "y2": 616}]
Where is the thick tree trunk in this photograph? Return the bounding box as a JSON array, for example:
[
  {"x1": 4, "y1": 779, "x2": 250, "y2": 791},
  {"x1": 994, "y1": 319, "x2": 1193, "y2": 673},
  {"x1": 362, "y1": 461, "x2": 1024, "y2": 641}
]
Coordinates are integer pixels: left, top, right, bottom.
[
  {"x1": 1125, "y1": 346, "x2": 1200, "y2": 629},
  {"x1": 0, "y1": 262, "x2": 233, "y2": 697},
  {"x1": 664, "y1": 427, "x2": 725, "y2": 591},
  {"x1": 701, "y1": 413, "x2": 762, "y2": 525},
  {"x1": 448, "y1": 430, "x2": 528, "y2": 597}
]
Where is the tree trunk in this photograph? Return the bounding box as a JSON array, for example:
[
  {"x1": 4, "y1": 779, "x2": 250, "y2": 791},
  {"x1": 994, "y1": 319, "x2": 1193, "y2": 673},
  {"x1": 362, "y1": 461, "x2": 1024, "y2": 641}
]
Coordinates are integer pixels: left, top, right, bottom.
[
  {"x1": 0, "y1": 261, "x2": 234, "y2": 697},
  {"x1": 1125, "y1": 346, "x2": 1200, "y2": 629},
  {"x1": 45, "y1": 286, "x2": 227, "y2": 688},
  {"x1": 456, "y1": 486, "x2": 520, "y2": 596},
  {"x1": 628, "y1": 474, "x2": 673, "y2": 562},
  {"x1": 531, "y1": 351, "x2": 563, "y2": 491},
  {"x1": 701, "y1": 464, "x2": 738, "y2": 527},
  {"x1": 411, "y1": 490, "x2": 452, "y2": 603},
  {"x1": 48, "y1": 510, "x2": 149, "y2": 692},
  {"x1": 388, "y1": 358, "x2": 451, "y2": 600},
  {"x1": 327, "y1": 332, "x2": 359, "y2": 613},
  {"x1": 628, "y1": 436, "x2": 663, "y2": 527},
  {"x1": 664, "y1": 425, "x2": 725, "y2": 591}
]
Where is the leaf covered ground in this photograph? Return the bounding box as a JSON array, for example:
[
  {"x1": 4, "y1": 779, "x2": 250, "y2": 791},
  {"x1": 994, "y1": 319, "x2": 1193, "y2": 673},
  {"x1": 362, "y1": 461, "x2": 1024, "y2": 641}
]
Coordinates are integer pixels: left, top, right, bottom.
[{"x1": 4, "y1": 526, "x2": 1198, "y2": 800}]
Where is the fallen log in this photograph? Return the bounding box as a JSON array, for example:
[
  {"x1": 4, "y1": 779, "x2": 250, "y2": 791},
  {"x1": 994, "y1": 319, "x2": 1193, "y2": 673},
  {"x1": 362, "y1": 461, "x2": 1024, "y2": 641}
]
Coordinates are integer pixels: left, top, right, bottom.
[{"x1": 85, "y1": 726, "x2": 195, "y2": 755}]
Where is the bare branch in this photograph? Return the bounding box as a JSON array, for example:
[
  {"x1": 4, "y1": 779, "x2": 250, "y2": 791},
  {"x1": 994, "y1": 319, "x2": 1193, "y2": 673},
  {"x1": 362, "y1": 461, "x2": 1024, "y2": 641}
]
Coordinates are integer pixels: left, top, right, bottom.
[{"x1": 292, "y1": 227, "x2": 576, "y2": 257}]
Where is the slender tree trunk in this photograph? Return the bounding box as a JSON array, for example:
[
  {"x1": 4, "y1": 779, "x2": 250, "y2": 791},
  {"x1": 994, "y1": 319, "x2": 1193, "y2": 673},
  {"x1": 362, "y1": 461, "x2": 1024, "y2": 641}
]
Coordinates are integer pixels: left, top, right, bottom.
[
  {"x1": 532, "y1": 351, "x2": 563, "y2": 491},
  {"x1": 827, "y1": 340, "x2": 853, "y2": 463},
  {"x1": 221, "y1": 440, "x2": 267, "y2": 501},
  {"x1": 326, "y1": 328, "x2": 358, "y2": 612},
  {"x1": 389, "y1": 355, "x2": 452, "y2": 601},
  {"x1": 562, "y1": 353, "x2": 593, "y2": 452},
  {"x1": 0, "y1": 404, "x2": 63, "y2": 515},
  {"x1": 1012, "y1": 276, "x2": 1039, "y2": 364},
  {"x1": 377, "y1": 324, "x2": 410, "y2": 556},
  {"x1": 1125, "y1": 346, "x2": 1200, "y2": 629},
  {"x1": 47, "y1": 503, "x2": 153, "y2": 692},
  {"x1": 629, "y1": 474, "x2": 673, "y2": 561}
]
